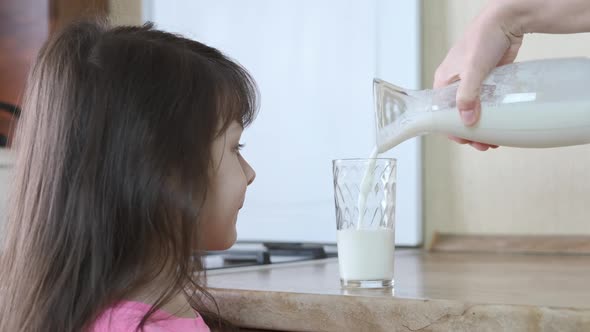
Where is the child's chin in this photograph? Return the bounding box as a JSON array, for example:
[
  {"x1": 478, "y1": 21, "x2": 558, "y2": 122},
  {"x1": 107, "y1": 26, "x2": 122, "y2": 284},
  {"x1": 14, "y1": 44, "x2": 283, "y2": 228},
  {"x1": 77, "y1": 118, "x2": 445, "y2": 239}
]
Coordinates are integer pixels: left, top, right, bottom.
[
  {"x1": 218, "y1": 239, "x2": 236, "y2": 251},
  {"x1": 208, "y1": 231, "x2": 237, "y2": 251}
]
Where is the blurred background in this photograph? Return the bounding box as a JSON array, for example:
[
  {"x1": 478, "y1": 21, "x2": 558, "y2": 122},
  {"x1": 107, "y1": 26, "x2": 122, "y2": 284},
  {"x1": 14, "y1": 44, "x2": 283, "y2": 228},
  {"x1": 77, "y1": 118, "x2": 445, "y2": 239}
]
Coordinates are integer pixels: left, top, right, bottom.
[{"x1": 1, "y1": 0, "x2": 589, "y2": 247}]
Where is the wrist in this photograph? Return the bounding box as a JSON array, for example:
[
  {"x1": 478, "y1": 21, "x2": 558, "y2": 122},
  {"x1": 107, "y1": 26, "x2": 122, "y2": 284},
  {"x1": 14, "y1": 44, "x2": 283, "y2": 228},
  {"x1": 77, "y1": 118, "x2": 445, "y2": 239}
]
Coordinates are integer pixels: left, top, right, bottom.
[{"x1": 485, "y1": 0, "x2": 530, "y2": 37}]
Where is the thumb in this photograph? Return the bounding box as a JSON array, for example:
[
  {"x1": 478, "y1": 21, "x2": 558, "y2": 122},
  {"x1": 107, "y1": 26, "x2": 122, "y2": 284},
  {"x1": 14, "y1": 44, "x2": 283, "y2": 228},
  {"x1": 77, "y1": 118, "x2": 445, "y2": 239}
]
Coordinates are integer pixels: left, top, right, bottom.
[{"x1": 456, "y1": 64, "x2": 488, "y2": 126}]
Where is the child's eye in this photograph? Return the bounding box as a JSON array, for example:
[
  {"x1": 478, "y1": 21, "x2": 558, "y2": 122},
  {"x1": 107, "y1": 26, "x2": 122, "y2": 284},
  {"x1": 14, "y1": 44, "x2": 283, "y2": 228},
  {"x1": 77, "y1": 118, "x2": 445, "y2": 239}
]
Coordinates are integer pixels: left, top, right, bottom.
[{"x1": 234, "y1": 143, "x2": 245, "y2": 153}]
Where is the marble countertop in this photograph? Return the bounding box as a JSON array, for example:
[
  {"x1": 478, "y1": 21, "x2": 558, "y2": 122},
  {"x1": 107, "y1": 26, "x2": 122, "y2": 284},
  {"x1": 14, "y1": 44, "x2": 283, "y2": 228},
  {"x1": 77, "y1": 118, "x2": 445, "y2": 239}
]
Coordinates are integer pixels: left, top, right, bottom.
[{"x1": 207, "y1": 249, "x2": 590, "y2": 331}]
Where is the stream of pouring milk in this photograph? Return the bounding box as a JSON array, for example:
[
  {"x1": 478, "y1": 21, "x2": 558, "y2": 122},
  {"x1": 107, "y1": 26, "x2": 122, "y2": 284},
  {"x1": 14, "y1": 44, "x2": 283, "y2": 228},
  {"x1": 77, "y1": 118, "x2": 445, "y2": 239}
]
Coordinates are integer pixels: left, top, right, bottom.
[{"x1": 356, "y1": 147, "x2": 379, "y2": 229}]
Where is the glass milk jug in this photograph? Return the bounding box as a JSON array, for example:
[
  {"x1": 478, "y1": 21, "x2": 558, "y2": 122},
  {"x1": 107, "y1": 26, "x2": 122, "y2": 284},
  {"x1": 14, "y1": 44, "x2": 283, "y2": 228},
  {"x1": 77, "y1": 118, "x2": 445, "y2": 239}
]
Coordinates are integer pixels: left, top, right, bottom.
[{"x1": 374, "y1": 57, "x2": 590, "y2": 153}]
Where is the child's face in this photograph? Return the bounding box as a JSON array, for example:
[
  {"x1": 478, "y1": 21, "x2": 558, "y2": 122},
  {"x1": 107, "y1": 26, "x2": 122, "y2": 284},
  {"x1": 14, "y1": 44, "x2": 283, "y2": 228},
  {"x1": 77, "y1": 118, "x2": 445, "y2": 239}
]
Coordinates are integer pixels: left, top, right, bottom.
[{"x1": 200, "y1": 121, "x2": 256, "y2": 250}]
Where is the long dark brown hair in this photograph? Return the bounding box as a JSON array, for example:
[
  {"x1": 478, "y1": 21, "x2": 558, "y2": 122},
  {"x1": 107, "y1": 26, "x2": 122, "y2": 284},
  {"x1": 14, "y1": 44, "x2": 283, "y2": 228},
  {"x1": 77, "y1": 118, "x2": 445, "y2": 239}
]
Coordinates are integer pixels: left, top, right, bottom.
[{"x1": 0, "y1": 19, "x2": 257, "y2": 332}]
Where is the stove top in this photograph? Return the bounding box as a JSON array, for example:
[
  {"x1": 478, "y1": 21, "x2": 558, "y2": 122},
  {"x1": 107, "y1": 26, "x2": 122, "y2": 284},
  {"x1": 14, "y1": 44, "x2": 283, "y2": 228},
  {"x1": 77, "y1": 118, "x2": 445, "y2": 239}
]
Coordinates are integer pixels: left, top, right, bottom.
[{"x1": 204, "y1": 242, "x2": 338, "y2": 270}]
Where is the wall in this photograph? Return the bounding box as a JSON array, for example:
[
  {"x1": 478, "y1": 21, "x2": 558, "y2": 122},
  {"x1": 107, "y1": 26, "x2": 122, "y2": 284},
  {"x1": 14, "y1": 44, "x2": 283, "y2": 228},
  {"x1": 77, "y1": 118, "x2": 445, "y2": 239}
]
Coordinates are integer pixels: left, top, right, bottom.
[
  {"x1": 109, "y1": 0, "x2": 142, "y2": 25},
  {"x1": 422, "y1": 0, "x2": 590, "y2": 245}
]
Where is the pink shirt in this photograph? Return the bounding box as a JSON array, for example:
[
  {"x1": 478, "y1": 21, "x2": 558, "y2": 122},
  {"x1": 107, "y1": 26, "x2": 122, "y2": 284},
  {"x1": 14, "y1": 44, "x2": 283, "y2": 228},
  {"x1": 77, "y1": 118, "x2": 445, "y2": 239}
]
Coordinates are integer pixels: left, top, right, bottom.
[{"x1": 91, "y1": 301, "x2": 211, "y2": 332}]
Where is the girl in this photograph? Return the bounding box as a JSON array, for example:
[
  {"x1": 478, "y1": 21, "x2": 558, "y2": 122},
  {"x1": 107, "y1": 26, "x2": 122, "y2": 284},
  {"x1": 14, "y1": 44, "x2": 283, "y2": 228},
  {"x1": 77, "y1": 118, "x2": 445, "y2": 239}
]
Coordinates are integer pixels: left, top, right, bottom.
[{"x1": 0, "y1": 19, "x2": 257, "y2": 332}]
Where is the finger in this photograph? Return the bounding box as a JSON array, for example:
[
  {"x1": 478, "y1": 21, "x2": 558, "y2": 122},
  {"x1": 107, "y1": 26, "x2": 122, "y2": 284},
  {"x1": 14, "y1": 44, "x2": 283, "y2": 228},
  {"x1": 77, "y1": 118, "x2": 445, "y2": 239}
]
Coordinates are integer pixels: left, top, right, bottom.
[
  {"x1": 455, "y1": 33, "x2": 508, "y2": 126},
  {"x1": 448, "y1": 135, "x2": 499, "y2": 149},
  {"x1": 456, "y1": 67, "x2": 485, "y2": 127},
  {"x1": 448, "y1": 135, "x2": 471, "y2": 144},
  {"x1": 433, "y1": 69, "x2": 460, "y2": 89},
  {"x1": 469, "y1": 142, "x2": 491, "y2": 151}
]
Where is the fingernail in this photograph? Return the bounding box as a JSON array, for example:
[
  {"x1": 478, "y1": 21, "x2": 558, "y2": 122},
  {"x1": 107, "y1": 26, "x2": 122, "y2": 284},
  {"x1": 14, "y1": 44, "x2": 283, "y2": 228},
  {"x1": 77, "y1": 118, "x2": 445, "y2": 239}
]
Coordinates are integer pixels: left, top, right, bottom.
[
  {"x1": 460, "y1": 109, "x2": 476, "y2": 125},
  {"x1": 469, "y1": 142, "x2": 488, "y2": 151}
]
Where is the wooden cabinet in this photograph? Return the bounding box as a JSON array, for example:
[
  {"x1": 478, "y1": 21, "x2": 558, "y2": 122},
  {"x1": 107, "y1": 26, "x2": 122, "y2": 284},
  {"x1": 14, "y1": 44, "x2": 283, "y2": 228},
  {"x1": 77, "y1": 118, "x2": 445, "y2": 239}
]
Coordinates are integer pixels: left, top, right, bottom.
[{"x1": 0, "y1": 0, "x2": 107, "y2": 146}]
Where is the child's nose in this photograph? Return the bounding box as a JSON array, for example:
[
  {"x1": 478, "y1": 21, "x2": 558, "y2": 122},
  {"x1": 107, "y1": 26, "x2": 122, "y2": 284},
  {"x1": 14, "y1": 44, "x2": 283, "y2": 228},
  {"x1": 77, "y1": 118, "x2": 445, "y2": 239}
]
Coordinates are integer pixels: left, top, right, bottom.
[
  {"x1": 240, "y1": 155, "x2": 256, "y2": 185},
  {"x1": 245, "y1": 163, "x2": 256, "y2": 185}
]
